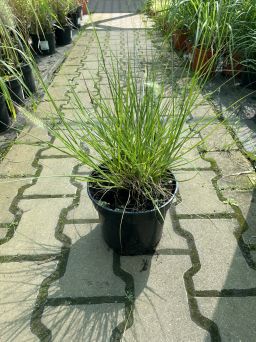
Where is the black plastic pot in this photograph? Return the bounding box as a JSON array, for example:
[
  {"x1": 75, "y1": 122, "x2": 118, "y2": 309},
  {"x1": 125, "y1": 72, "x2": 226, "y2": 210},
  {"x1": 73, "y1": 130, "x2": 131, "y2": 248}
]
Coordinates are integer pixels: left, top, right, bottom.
[
  {"x1": 7, "y1": 77, "x2": 25, "y2": 105},
  {"x1": 55, "y1": 26, "x2": 72, "y2": 46},
  {"x1": 88, "y1": 176, "x2": 178, "y2": 255},
  {"x1": 0, "y1": 94, "x2": 11, "y2": 132},
  {"x1": 20, "y1": 64, "x2": 37, "y2": 96},
  {"x1": 30, "y1": 32, "x2": 56, "y2": 56},
  {"x1": 69, "y1": 6, "x2": 83, "y2": 29},
  {"x1": 240, "y1": 68, "x2": 256, "y2": 89}
]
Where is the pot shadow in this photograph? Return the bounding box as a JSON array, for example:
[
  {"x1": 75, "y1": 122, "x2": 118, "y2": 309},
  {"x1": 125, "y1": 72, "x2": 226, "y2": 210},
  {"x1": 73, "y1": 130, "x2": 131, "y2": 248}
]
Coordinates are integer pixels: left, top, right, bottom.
[
  {"x1": 42, "y1": 223, "x2": 153, "y2": 341},
  {"x1": 0, "y1": 260, "x2": 57, "y2": 342}
]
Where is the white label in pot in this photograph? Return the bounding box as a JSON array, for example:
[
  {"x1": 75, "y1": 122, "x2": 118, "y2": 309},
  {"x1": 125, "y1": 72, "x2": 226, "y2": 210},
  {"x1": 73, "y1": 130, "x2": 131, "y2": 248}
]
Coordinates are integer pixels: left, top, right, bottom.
[
  {"x1": 39, "y1": 40, "x2": 49, "y2": 51},
  {"x1": 78, "y1": 18, "x2": 81, "y2": 25}
]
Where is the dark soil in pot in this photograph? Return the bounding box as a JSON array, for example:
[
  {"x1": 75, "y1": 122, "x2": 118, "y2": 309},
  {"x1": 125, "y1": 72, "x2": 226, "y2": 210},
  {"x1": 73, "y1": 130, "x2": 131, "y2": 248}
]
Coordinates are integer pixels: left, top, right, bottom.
[
  {"x1": 20, "y1": 64, "x2": 37, "y2": 96},
  {"x1": 7, "y1": 77, "x2": 25, "y2": 105},
  {"x1": 0, "y1": 94, "x2": 11, "y2": 132},
  {"x1": 30, "y1": 32, "x2": 56, "y2": 56},
  {"x1": 55, "y1": 26, "x2": 72, "y2": 46},
  {"x1": 88, "y1": 171, "x2": 177, "y2": 255}
]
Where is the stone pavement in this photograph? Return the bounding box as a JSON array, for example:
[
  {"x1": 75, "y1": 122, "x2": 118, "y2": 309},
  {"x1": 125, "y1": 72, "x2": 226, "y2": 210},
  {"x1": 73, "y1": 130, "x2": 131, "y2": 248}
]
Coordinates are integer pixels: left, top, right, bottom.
[{"x1": 0, "y1": 0, "x2": 256, "y2": 341}]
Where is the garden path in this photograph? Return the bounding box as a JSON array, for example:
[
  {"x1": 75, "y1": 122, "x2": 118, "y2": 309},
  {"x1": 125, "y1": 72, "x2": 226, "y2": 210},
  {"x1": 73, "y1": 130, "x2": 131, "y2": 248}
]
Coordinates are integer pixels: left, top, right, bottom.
[{"x1": 0, "y1": 0, "x2": 256, "y2": 341}]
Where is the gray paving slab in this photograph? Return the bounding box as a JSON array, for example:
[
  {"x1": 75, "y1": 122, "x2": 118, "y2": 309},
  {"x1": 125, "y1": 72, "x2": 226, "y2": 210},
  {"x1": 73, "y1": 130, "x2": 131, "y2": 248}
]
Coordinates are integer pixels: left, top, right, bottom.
[
  {"x1": 42, "y1": 303, "x2": 125, "y2": 342},
  {"x1": 0, "y1": 261, "x2": 57, "y2": 342},
  {"x1": 23, "y1": 158, "x2": 77, "y2": 196},
  {"x1": 0, "y1": 198, "x2": 72, "y2": 256},
  {"x1": 198, "y1": 297, "x2": 256, "y2": 342},
  {"x1": 176, "y1": 170, "x2": 233, "y2": 215},
  {"x1": 181, "y1": 219, "x2": 256, "y2": 291},
  {"x1": 48, "y1": 223, "x2": 125, "y2": 298}
]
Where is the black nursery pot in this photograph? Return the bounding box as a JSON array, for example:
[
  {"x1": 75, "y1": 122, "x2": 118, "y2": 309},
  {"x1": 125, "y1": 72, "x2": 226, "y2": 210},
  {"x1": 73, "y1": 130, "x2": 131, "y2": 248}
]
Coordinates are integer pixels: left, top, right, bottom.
[
  {"x1": 88, "y1": 176, "x2": 178, "y2": 256},
  {"x1": 240, "y1": 68, "x2": 256, "y2": 89},
  {"x1": 20, "y1": 64, "x2": 37, "y2": 96},
  {"x1": 69, "y1": 6, "x2": 83, "y2": 29},
  {"x1": 55, "y1": 26, "x2": 72, "y2": 46},
  {"x1": 30, "y1": 33, "x2": 56, "y2": 56},
  {"x1": 0, "y1": 94, "x2": 11, "y2": 133},
  {"x1": 7, "y1": 77, "x2": 25, "y2": 105}
]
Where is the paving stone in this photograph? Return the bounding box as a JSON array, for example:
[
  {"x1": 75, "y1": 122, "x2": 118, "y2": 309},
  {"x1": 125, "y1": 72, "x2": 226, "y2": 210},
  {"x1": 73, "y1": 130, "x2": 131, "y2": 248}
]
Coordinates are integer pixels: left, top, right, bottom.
[
  {"x1": 42, "y1": 303, "x2": 125, "y2": 342},
  {"x1": 0, "y1": 228, "x2": 8, "y2": 239},
  {"x1": 252, "y1": 251, "x2": 256, "y2": 263},
  {"x1": 61, "y1": 92, "x2": 92, "y2": 109},
  {"x1": 0, "y1": 261, "x2": 57, "y2": 342},
  {"x1": 35, "y1": 100, "x2": 66, "y2": 119},
  {"x1": 79, "y1": 61, "x2": 101, "y2": 72},
  {"x1": 198, "y1": 297, "x2": 256, "y2": 342},
  {"x1": 176, "y1": 170, "x2": 233, "y2": 214},
  {"x1": 178, "y1": 138, "x2": 211, "y2": 169},
  {"x1": 46, "y1": 85, "x2": 71, "y2": 101},
  {"x1": 75, "y1": 35, "x2": 95, "y2": 46},
  {"x1": 49, "y1": 74, "x2": 72, "y2": 85},
  {"x1": 57, "y1": 65, "x2": 80, "y2": 76},
  {"x1": 191, "y1": 104, "x2": 217, "y2": 123},
  {"x1": 62, "y1": 56, "x2": 85, "y2": 66},
  {"x1": 121, "y1": 254, "x2": 208, "y2": 341},
  {"x1": 182, "y1": 219, "x2": 256, "y2": 290},
  {"x1": 55, "y1": 107, "x2": 90, "y2": 121},
  {"x1": 0, "y1": 198, "x2": 71, "y2": 255},
  {"x1": 201, "y1": 123, "x2": 238, "y2": 152},
  {"x1": 18, "y1": 126, "x2": 50, "y2": 145},
  {"x1": 206, "y1": 151, "x2": 255, "y2": 190},
  {"x1": 222, "y1": 189, "x2": 256, "y2": 246},
  {"x1": 67, "y1": 48, "x2": 88, "y2": 61},
  {"x1": 158, "y1": 209, "x2": 188, "y2": 251},
  {"x1": 74, "y1": 79, "x2": 99, "y2": 93},
  {"x1": 24, "y1": 158, "x2": 77, "y2": 196},
  {"x1": 67, "y1": 186, "x2": 98, "y2": 220},
  {"x1": 40, "y1": 137, "x2": 72, "y2": 157},
  {"x1": 0, "y1": 178, "x2": 31, "y2": 223},
  {"x1": 0, "y1": 144, "x2": 39, "y2": 177},
  {"x1": 48, "y1": 223, "x2": 125, "y2": 297}
]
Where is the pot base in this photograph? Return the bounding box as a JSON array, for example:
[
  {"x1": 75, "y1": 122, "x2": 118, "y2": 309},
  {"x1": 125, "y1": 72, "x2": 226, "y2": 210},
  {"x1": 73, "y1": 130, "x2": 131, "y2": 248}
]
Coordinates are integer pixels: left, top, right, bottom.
[
  {"x1": 0, "y1": 95, "x2": 11, "y2": 133},
  {"x1": 88, "y1": 175, "x2": 177, "y2": 256}
]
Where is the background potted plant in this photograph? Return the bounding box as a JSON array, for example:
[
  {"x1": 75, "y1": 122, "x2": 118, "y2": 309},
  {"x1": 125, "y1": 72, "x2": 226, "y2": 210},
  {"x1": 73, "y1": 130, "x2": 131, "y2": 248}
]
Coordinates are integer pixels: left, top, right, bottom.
[
  {"x1": 68, "y1": 0, "x2": 83, "y2": 30},
  {"x1": 167, "y1": 0, "x2": 194, "y2": 51},
  {"x1": 0, "y1": 81, "x2": 12, "y2": 132},
  {"x1": 54, "y1": 0, "x2": 75, "y2": 46},
  {"x1": 29, "y1": 0, "x2": 57, "y2": 56},
  {"x1": 81, "y1": 0, "x2": 89, "y2": 16},
  {"x1": 234, "y1": 6, "x2": 256, "y2": 89},
  {"x1": 0, "y1": 5, "x2": 25, "y2": 105}
]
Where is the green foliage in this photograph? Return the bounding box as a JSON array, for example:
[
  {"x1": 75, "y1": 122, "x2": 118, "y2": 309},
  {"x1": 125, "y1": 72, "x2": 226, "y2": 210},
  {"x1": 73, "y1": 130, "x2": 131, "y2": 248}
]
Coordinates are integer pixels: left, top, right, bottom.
[
  {"x1": 21, "y1": 50, "x2": 223, "y2": 208},
  {"x1": 148, "y1": 0, "x2": 256, "y2": 67}
]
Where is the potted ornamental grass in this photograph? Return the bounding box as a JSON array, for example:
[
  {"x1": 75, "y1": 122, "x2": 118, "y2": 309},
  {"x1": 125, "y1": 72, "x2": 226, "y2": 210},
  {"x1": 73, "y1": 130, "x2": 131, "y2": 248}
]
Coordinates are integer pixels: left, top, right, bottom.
[
  {"x1": 22, "y1": 48, "x2": 221, "y2": 255},
  {"x1": 54, "y1": 0, "x2": 76, "y2": 46},
  {"x1": 29, "y1": 0, "x2": 57, "y2": 56},
  {"x1": 68, "y1": 0, "x2": 83, "y2": 30},
  {"x1": 0, "y1": 1, "x2": 25, "y2": 106},
  {"x1": 0, "y1": 1, "x2": 36, "y2": 100}
]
